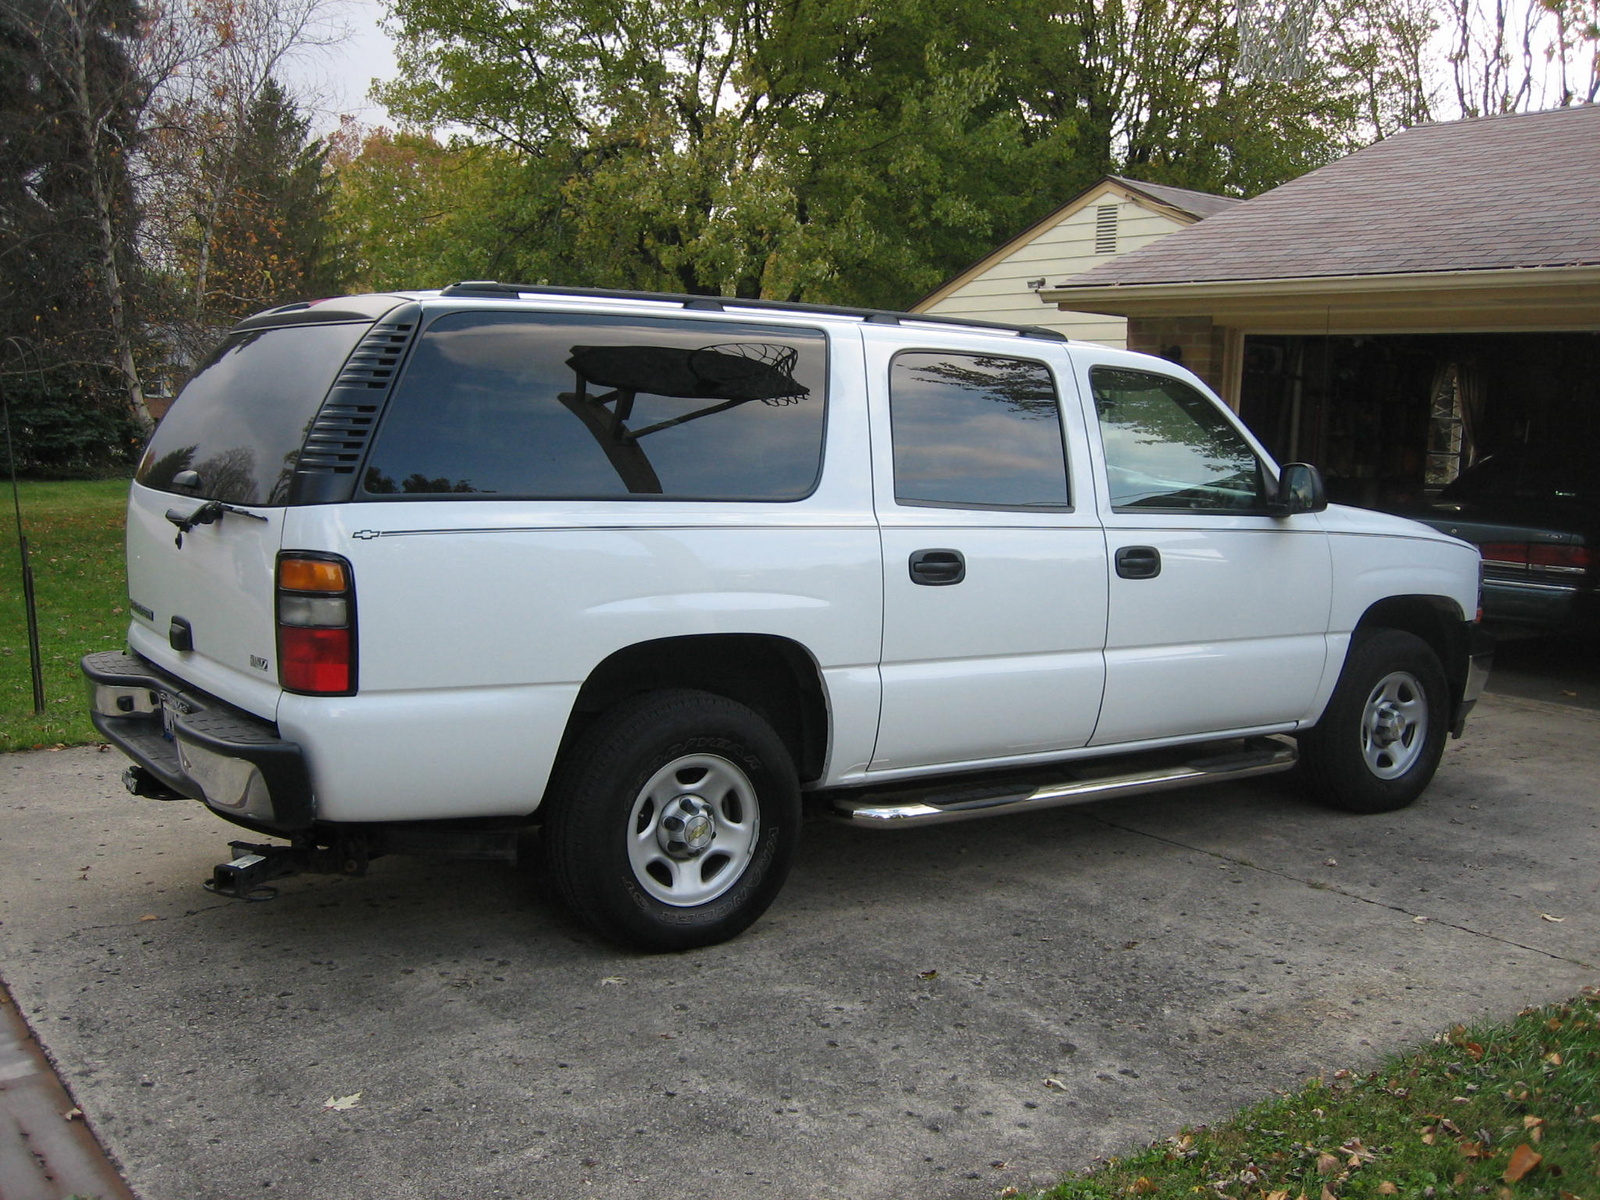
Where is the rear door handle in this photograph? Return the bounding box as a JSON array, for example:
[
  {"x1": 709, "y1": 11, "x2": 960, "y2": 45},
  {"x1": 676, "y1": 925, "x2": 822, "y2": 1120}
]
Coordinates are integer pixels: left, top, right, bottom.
[
  {"x1": 1115, "y1": 545, "x2": 1161, "y2": 579},
  {"x1": 909, "y1": 549, "x2": 965, "y2": 586}
]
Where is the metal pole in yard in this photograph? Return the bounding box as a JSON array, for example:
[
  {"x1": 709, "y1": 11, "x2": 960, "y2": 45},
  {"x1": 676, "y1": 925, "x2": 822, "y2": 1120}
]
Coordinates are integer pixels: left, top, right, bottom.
[{"x1": 1, "y1": 340, "x2": 47, "y2": 715}]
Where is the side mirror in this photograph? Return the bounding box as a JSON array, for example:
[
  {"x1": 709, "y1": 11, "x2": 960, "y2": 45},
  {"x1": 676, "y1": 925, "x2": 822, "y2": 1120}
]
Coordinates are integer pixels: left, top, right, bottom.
[{"x1": 1269, "y1": 462, "x2": 1327, "y2": 515}]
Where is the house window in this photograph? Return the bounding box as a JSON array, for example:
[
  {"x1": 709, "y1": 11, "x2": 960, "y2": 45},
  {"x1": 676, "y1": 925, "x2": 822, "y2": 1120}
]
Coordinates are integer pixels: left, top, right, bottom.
[{"x1": 1094, "y1": 205, "x2": 1119, "y2": 254}]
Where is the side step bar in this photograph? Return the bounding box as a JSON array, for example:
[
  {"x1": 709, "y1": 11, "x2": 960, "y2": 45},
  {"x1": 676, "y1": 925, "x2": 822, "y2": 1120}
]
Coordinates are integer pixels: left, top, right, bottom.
[{"x1": 829, "y1": 735, "x2": 1298, "y2": 828}]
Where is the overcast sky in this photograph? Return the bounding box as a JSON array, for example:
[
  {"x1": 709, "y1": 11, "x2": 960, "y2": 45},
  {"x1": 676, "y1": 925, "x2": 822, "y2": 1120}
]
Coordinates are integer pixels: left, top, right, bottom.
[{"x1": 279, "y1": 0, "x2": 401, "y2": 134}]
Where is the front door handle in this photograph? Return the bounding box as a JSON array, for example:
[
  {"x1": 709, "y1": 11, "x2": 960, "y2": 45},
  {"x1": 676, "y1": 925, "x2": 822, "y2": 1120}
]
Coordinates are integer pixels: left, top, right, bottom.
[
  {"x1": 909, "y1": 548, "x2": 965, "y2": 586},
  {"x1": 1115, "y1": 545, "x2": 1161, "y2": 579}
]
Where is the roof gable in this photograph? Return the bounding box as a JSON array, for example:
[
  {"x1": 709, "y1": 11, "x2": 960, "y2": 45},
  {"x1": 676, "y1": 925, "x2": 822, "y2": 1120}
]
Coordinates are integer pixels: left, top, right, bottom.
[
  {"x1": 914, "y1": 175, "x2": 1238, "y2": 310},
  {"x1": 1053, "y1": 105, "x2": 1600, "y2": 291}
]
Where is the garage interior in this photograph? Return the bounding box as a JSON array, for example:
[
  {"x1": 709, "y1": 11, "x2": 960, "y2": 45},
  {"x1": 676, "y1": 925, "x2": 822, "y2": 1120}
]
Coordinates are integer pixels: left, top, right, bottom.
[{"x1": 1237, "y1": 331, "x2": 1600, "y2": 512}]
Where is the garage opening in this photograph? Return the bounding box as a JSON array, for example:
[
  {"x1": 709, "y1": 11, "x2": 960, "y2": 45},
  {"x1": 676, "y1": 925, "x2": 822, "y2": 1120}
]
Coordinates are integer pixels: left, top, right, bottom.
[{"x1": 1237, "y1": 332, "x2": 1600, "y2": 511}]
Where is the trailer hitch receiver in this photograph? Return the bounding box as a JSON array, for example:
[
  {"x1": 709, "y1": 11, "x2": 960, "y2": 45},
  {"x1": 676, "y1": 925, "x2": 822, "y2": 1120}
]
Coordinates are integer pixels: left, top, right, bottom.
[{"x1": 203, "y1": 839, "x2": 371, "y2": 900}]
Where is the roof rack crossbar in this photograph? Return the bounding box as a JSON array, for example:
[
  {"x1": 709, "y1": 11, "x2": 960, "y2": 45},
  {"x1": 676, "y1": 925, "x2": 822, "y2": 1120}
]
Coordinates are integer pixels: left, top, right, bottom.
[{"x1": 437, "y1": 281, "x2": 1068, "y2": 342}]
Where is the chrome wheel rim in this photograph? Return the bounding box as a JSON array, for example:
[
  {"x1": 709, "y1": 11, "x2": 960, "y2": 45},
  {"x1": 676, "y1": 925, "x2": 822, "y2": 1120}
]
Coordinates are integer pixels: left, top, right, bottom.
[
  {"x1": 626, "y1": 754, "x2": 759, "y2": 906},
  {"x1": 1360, "y1": 670, "x2": 1428, "y2": 779}
]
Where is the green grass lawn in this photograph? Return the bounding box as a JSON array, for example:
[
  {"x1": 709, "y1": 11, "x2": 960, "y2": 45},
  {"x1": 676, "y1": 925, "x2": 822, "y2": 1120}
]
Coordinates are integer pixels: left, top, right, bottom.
[
  {"x1": 0, "y1": 478, "x2": 131, "y2": 752},
  {"x1": 1037, "y1": 991, "x2": 1600, "y2": 1200}
]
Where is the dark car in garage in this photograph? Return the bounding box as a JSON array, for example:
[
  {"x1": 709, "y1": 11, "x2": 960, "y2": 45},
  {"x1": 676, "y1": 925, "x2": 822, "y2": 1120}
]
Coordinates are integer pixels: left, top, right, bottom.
[{"x1": 1417, "y1": 450, "x2": 1598, "y2": 633}]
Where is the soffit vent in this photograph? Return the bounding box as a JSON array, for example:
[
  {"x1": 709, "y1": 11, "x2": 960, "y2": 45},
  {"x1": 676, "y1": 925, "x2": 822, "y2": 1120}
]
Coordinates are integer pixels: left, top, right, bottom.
[{"x1": 1094, "y1": 204, "x2": 1119, "y2": 254}]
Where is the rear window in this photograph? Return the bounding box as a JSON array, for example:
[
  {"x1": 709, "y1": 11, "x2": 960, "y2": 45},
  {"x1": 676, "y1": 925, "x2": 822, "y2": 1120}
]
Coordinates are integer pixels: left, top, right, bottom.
[
  {"x1": 360, "y1": 311, "x2": 827, "y2": 500},
  {"x1": 137, "y1": 323, "x2": 370, "y2": 504}
]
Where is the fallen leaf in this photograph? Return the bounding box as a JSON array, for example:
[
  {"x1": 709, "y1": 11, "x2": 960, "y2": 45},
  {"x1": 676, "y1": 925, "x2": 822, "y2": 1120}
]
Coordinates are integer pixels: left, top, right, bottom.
[
  {"x1": 1544, "y1": 1052, "x2": 1563, "y2": 1066},
  {"x1": 1503, "y1": 1143, "x2": 1542, "y2": 1183},
  {"x1": 1541, "y1": 914, "x2": 1566, "y2": 923},
  {"x1": 1414, "y1": 915, "x2": 1429, "y2": 923},
  {"x1": 1317, "y1": 1151, "x2": 1341, "y2": 1173},
  {"x1": 998, "y1": 1189, "x2": 1020, "y2": 1199},
  {"x1": 1043, "y1": 1078, "x2": 1067, "y2": 1091},
  {"x1": 1377, "y1": 1184, "x2": 1399, "y2": 1195},
  {"x1": 63, "y1": 1107, "x2": 82, "y2": 1121},
  {"x1": 918, "y1": 969, "x2": 938, "y2": 979},
  {"x1": 322, "y1": 1093, "x2": 361, "y2": 1111},
  {"x1": 1131, "y1": 1178, "x2": 1158, "y2": 1195},
  {"x1": 599, "y1": 976, "x2": 625, "y2": 986},
  {"x1": 1458, "y1": 1139, "x2": 1488, "y2": 1159},
  {"x1": 1321, "y1": 1187, "x2": 1338, "y2": 1200},
  {"x1": 139, "y1": 914, "x2": 158, "y2": 922},
  {"x1": 1324, "y1": 858, "x2": 1338, "y2": 867}
]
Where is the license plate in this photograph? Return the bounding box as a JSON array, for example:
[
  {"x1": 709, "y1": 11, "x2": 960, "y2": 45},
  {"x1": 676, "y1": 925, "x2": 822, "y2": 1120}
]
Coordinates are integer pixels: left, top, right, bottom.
[{"x1": 158, "y1": 693, "x2": 178, "y2": 741}]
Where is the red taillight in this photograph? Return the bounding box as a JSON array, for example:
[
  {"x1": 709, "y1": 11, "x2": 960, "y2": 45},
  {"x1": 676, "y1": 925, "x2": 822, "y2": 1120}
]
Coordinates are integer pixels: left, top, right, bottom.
[
  {"x1": 279, "y1": 627, "x2": 352, "y2": 692},
  {"x1": 277, "y1": 553, "x2": 356, "y2": 695},
  {"x1": 1479, "y1": 542, "x2": 1528, "y2": 566},
  {"x1": 1479, "y1": 541, "x2": 1591, "y2": 574},
  {"x1": 1527, "y1": 543, "x2": 1593, "y2": 571}
]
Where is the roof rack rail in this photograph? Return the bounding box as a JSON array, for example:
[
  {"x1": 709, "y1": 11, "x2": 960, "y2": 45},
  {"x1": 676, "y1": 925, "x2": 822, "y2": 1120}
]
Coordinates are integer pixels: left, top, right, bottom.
[{"x1": 437, "y1": 281, "x2": 1069, "y2": 342}]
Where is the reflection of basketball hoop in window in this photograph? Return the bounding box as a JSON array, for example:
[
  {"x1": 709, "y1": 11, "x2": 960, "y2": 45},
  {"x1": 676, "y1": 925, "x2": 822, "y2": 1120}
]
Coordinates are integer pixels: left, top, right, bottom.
[
  {"x1": 558, "y1": 341, "x2": 811, "y2": 494},
  {"x1": 694, "y1": 344, "x2": 805, "y2": 406},
  {"x1": 1236, "y1": 0, "x2": 1318, "y2": 80}
]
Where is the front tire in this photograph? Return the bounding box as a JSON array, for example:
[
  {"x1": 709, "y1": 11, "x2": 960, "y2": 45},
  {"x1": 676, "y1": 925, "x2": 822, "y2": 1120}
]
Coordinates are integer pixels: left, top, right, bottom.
[
  {"x1": 1300, "y1": 629, "x2": 1449, "y2": 814},
  {"x1": 543, "y1": 689, "x2": 800, "y2": 951}
]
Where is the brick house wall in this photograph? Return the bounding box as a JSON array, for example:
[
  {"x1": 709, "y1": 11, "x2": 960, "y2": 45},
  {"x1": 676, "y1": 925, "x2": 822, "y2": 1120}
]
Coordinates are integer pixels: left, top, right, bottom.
[{"x1": 1125, "y1": 316, "x2": 1228, "y2": 391}]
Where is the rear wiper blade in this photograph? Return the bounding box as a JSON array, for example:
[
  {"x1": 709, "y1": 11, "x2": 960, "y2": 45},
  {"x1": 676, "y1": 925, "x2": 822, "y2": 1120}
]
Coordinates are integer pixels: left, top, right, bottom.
[{"x1": 164, "y1": 500, "x2": 268, "y2": 548}]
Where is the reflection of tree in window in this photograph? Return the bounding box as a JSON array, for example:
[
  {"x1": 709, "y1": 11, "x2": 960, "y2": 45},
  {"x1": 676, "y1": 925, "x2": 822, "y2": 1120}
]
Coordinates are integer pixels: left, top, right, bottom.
[
  {"x1": 364, "y1": 469, "x2": 478, "y2": 494},
  {"x1": 559, "y1": 342, "x2": 810, "y2": 495},
  {"x1": 890, "y1": 352, "x2": 1068, "y2": 508},
  {"x1": 1092, "y1": 368, "x2": 1263, "y2": 510},
  {"x1": 194, "y1": 447, "x2": 258, "y2": 504},
  {"x1": 902, "y1": 356, "x2": 1057, "y2": 419},
  {"x1": 140, "y1": 445, "x2": 197, "y2": 491},
  {"x1": 269, "y1": 416, "x2": 317, "y2": 504}
]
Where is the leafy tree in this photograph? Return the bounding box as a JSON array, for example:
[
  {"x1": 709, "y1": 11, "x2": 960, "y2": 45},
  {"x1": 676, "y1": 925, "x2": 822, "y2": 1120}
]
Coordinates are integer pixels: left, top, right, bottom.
[
  {"x1": 331, "y1": 126, "x2": 566, "y2": 291},
  {"x1": 199, "y1": 77, "x2": 347, "y2": 318},
  {"x1": 370, "y1": 0, "x2": 1383, "y2": 307},
  {"x1": 138, "y1": 0, "x2": 347, "y2": 363},
  {"x1": 0, "y1": 0, "x2": 152, "y2": 430},
  {"x1": 372, "y1": 0, "x2": 1061, "y2": 304}
]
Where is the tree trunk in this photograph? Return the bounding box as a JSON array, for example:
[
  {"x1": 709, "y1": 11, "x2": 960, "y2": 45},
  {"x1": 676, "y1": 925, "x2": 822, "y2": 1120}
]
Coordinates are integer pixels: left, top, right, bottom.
[{"x1": 62, "y1": 0, "x2": 154, "y2": 433}]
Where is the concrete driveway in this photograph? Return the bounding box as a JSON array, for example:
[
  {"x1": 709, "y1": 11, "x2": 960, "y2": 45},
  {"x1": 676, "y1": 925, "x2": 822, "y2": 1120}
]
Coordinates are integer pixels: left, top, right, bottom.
[{"x1": 1, "y1": 691, "x2": 1596, "y2": 1200}]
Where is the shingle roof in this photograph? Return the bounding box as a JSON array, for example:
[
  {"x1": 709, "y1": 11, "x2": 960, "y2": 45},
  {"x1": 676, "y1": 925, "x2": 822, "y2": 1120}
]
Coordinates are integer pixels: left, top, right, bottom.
[
  {"x1": 1108, "y1": 176, "x2": 1244, "y2": 220},
  {"x1": 1056, "y1": 106, "x2": 1600, "y2": 289}
]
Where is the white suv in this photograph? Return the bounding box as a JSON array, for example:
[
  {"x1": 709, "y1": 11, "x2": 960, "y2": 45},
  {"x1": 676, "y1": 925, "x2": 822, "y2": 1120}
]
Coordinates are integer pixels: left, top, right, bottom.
[{"x1": 85, "y1": 283, "x2": 1491, "y2": 950}]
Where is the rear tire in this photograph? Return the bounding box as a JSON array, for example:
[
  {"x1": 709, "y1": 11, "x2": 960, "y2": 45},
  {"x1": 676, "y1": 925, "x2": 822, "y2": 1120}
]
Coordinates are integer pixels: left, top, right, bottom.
[
  {"x1": 1300, "y1": 629, "x2": 1448, "y2": 814},
  {"x1": 543, "y1": 689, "x2": 800, "y2": 951}
]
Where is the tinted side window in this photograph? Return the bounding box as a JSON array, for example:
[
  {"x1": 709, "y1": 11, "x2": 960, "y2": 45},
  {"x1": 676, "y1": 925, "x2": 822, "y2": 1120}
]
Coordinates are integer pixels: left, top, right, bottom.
[
  {"x1": 136, "y1": 323, "x2": 369, "y2": 504},
  {"x1": 1091, "y1": 367, "x2": 1267, "y2": 512},
  {"x1": 362, "y1": 312, "x2": 827, "y2": 500},
  {"x1": 889, "y1": 352, "x2": 1069, "y2": 509}
]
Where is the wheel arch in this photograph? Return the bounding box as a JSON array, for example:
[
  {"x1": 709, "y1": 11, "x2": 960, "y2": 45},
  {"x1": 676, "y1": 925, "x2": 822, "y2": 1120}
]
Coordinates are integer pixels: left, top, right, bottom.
[
  {"x1": 1353, "y1": 595, "x2": 1475, "y2": 727},
  {"x1": 557, "y1": 634, "x2": 829, "y2": 787}
]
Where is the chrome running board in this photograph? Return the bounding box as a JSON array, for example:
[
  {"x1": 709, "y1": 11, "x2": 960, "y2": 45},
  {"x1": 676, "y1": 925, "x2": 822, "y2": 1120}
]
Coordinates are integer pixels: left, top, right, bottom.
[{"x1": 828, "y1": 735, "x2": 1298, "y2": 828}]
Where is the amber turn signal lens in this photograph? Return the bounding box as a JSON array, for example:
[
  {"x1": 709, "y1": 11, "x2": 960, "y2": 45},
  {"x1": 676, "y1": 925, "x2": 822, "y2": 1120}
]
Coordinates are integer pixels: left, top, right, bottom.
[{"x1": 279, "y1": 558, "x2": 348, "y2": 592}]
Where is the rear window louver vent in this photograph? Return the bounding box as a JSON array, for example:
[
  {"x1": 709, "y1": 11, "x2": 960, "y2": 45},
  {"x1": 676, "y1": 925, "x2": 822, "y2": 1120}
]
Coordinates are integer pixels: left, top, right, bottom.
[{"x1": 289, "y1": 314, "x2": 418, "y2": 503}]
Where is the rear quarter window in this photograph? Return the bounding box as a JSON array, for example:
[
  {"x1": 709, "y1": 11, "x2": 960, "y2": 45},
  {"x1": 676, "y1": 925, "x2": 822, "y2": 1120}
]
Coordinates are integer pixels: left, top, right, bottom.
[
  {"x1": 137, "y1": 323, "x2": 371, "y2": 504},
  {"x1": 360, "y1": 311, "x2": 827, "y2": 500}
]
